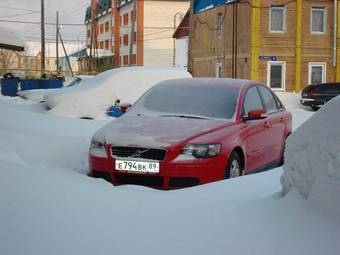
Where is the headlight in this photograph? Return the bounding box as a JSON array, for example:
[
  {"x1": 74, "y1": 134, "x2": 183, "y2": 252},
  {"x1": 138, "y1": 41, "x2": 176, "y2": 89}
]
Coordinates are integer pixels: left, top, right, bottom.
[
  {"x1": 181, "y1": 144, "x2": 221, "y2": 158},
  {"x1": 89, "y1": 139, "x2": 107, "y2": 157}
]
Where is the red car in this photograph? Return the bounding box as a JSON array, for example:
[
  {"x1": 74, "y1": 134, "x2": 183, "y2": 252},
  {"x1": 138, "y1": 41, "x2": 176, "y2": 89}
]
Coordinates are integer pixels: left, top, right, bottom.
[{"x1": 89, "y1": 78, "x2": 292, "y2": 189}]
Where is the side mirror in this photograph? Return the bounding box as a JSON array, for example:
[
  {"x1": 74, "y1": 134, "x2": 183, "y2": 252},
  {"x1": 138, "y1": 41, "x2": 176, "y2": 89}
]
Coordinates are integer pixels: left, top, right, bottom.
[
  {"x1": 243, "y1": 109, "x2": 267, "y2": 121},
  {"x1": 120, "y1": 103, "x2": 132, "y2": 113}
]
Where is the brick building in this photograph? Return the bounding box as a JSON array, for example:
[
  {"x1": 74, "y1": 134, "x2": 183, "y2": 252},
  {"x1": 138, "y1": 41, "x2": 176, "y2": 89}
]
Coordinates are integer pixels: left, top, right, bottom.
[
  {"x1": 85, "y1": 0, "x2": 189, "y2": 69},
  {"x1": 189, "y1": 0, "x2": 340, "y2": 91}
]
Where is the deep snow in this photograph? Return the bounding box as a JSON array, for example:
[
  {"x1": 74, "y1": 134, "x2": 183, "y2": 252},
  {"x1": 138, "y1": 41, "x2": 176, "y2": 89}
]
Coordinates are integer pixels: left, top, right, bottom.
[
  {"x1": 0, "y1": 93, "x2": 339, "y2": 255},
  {"x1": 281, "y1": 96, "x2": 340, "y2": 215}
]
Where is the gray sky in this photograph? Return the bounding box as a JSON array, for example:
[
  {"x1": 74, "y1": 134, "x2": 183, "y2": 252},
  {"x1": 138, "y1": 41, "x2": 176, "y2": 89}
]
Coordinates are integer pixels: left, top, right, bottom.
[{"x1": 0, "y1": 0, "x2": 88, "y2": 44}]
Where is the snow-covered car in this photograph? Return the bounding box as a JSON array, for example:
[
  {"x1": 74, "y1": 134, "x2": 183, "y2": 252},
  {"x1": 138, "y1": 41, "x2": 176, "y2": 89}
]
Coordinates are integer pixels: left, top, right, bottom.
[
  {"x1": 17, "y1": 75, "x2": 93, "y2": 102},
  {"x1": 43, "y1": 67, "x2": 192, "y2": 119}
]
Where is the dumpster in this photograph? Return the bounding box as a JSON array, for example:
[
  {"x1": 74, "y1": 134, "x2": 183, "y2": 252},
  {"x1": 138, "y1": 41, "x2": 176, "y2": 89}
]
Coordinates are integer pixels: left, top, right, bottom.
[
  {"x1": 20, "y1": 79, "x2": 40, "y2": 90},
  {"x1": 20, "y1": 79, "x2": 63, "y2": 91},
  {"x1": 41, "y1": 79, "x2": 63, "y2": 89},
  {"x1": 1, "y1": 78, "x2": 19, "y2": 97}
]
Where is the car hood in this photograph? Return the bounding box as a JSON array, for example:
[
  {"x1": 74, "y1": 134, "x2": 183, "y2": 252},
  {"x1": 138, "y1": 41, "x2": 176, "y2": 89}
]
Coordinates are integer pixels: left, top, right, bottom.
[{"x1": 93, "y1": 114, "x2": 235, "y2": 148}]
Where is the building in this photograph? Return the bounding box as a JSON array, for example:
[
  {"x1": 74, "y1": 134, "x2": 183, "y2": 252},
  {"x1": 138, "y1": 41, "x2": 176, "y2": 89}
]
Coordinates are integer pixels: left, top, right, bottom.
[
  {"x1": 173, "y1": 10, "x2": 190, "y2": 68},
  {"x1": 189, "y1": 0, "x2": 340, "y2": 92},
  {"x1": 85, "y1": 0, "x2": 189, "y2": 69}
]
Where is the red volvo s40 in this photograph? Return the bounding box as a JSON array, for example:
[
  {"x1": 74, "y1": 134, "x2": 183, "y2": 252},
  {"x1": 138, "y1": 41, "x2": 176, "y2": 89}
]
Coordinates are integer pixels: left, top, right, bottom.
[{"x1": 89, "y1": 78, "x2": 292, "y2": 189}]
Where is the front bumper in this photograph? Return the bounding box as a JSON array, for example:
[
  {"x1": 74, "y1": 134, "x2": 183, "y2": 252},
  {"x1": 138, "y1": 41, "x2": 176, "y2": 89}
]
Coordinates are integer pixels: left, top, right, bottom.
[
  {"x1": 89, "y1": 154, "x2": 227, "y2": 189},
  {"x1": 300, "y1": 98, "x2": 325, "y2": 107}
]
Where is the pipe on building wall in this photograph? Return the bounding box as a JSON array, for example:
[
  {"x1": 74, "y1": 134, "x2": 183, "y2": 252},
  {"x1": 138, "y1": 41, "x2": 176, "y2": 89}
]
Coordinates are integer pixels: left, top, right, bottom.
[
  {"x1": 295, "y1": 0, "x2": 302, "y2": 92},
  {"x1": 336, "y1": 0, "x2": 340, "y2": 81},
  {"x1": 333, "y1": 0, "x2": 337, "y2": 67},
  {"x1": 250, "y1": 0, "x2": 260, "y2": 81}
]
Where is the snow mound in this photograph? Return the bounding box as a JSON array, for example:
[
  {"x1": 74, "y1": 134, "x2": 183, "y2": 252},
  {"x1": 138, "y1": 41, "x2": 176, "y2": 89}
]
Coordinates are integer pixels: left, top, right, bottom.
[
  {"x1": 44, "y1": 67, "x2": 191, "y2": 119},
  {"x1": 281, "y1": 96, "x2": 340, "y2": 210}
]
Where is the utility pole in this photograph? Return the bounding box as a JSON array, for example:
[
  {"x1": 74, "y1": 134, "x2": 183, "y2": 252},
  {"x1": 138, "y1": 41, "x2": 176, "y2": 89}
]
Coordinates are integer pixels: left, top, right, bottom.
[
  {"x1": 89, "y1": 0, "x2": 97, "y2": 72},
  {"x1": 58, "y1": 29, "x2": 74, "y2": 77},
  {"x1": 173, "y1": 12, "x2": 183, "y2": 67},
  {"x1": 128, "y1": 0, "x2": 137, "y2": 66},
  {"x1": 41, "y1": 0, "x2": 45, "y2": 75},
  {"x1": 56, "y1": 11, "x2": 59, "y2": 75}
]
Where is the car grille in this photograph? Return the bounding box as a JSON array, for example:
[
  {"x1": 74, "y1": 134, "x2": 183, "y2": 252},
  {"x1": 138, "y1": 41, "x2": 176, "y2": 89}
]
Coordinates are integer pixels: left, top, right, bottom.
[
  {"x1": 114, "y1": 174, "x2": 164, "y2": 187},
  {"x1": 111, "y1": 146, "x2": 167, "y2": 161}
]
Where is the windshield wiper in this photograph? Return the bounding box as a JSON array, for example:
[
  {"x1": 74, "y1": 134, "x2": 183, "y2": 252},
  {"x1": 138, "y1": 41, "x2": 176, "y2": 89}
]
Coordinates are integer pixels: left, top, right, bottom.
[{"x1": 159, "y1": 114, "x2": 210, "y2": 120}]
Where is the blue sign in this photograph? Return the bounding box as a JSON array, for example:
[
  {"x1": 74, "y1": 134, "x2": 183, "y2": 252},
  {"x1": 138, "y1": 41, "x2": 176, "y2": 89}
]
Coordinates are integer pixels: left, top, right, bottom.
[
  {"x1": 194, "y1": 0, "x2": 238, "y2": 14},
  {"x1": 259, "y1": 56, "x2": 277, "y2": 61}
]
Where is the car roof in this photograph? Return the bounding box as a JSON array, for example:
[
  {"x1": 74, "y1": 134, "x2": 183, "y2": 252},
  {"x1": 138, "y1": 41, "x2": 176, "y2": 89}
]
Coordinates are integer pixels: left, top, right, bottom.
[{"x1": 156, "y1": 77, "x2": 254, "y2": 88}]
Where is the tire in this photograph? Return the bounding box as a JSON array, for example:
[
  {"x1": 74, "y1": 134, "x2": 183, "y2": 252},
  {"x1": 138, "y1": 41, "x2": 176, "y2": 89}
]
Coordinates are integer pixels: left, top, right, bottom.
[
  {"x1": 224, "y1": 151, "x2": 243, "y2": 179},
  {"x1": 311, "y1": 105, "x2": 320, "y2": 111}
]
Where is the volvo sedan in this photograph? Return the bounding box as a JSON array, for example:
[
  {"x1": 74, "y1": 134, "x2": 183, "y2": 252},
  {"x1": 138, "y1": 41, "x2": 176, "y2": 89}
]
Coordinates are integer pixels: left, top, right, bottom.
[{"x1": 89, "y1": 78, "x2": 292, "y2": 189}]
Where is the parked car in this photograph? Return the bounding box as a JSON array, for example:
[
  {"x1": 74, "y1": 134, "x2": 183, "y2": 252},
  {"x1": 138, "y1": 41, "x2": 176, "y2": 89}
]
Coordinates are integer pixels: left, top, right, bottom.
[
  {"x1": 17, "y1": 75, "x2": 93, "y2": 102},
  {"x1": 88, "y1": 78, "x2": 292, "y2": 189},
  {"x1": 300, "y1": 83, "x2": 340, "y2": 111},
  {"x1": 44, "y1": 67, "x2": 192, "y2": 119}
]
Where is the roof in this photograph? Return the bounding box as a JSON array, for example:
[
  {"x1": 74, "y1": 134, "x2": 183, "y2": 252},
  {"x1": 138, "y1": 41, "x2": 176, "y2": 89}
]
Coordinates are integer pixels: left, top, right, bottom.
[
  {"x1": 84, "y1": 0, "x2": 112, "y2": 23},
  {"x1": 0, "y1": 26, "x2": 25, "y2": 51},
  {"x1": 173, "y1": 10, "x2": 190, "y2": 39}
]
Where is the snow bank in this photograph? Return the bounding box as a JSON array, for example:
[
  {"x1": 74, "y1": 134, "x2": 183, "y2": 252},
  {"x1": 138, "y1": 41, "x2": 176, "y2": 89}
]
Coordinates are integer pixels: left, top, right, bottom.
[
  {"x1": 44, "y1": 67, "x2": 191, "y2": 119},
  {"x1": 281, "y1": 96, "x2": 340, "y2": 212},
  {"x1": 274, "y1": 91, "x2": 303, "y2": 109}
]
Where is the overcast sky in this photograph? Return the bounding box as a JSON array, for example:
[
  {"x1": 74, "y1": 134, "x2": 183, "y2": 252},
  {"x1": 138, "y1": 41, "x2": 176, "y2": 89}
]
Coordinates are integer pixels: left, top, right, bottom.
[{"x1": 0, "y1": 0, "x2": 88, "y2": 45}]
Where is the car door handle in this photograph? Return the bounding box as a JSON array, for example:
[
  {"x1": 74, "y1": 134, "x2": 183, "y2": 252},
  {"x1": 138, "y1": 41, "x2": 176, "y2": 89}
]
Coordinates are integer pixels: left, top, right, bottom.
[{"x1": 280, "y1": 117, "x2": 284, "y2": 123}]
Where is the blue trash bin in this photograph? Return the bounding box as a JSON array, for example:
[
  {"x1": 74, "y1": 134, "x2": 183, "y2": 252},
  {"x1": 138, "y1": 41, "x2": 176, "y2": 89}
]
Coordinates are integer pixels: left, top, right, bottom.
[
  {"x1": 20, "y1": 80, "x2": 40, "y2": 90},
  {"x1": 41, "y1": 80, "x2": 63, "y2": 89},
  {"x1": 1, "y1": 79, "x2": 18, "y2": 97},
  {"x1": 106, "y1": 105, "x2": 124, "y2": 118}
]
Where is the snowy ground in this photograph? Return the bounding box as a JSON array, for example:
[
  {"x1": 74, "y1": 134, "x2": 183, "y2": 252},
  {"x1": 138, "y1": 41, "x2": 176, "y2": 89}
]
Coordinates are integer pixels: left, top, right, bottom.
[{"x1": 0, "y1": 93, "x2": 339, "y2": 255}]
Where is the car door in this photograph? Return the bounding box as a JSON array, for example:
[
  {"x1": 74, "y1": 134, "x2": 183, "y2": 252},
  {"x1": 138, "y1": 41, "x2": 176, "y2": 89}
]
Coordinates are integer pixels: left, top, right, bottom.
[
  {"x1": 241, "y1": 86, "x2": 269, "y2": 172},
  {"x1": 258, "y1": 85, "x2": 286, "y2": 164}
]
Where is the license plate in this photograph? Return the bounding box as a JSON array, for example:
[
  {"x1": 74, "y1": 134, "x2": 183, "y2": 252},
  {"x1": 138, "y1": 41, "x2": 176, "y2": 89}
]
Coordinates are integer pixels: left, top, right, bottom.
[{"x1": 115, "y1": 159, "x2": 160, "y2": 173}]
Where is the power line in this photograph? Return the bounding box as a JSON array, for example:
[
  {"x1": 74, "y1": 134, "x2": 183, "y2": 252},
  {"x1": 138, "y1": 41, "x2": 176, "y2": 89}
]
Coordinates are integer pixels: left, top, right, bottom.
[{"x1": 0, "y1": 5, "x2": 39, "y2": 12}]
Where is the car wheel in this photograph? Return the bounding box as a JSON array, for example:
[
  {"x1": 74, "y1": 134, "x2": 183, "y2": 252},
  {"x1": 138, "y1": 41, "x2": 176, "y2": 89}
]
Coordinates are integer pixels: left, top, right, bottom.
[
  {"x1": 311, "y1": 105, "x2": 320, "y2": 111},
  {"x1": 225, "y1": 151, "x2": 243, "y2": 179}
]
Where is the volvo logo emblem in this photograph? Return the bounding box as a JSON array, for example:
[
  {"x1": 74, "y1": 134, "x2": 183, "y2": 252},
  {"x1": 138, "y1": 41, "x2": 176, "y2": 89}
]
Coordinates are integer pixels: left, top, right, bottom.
[{"x1": 131, "y1": 149, "x2": 149, "y2": 158}]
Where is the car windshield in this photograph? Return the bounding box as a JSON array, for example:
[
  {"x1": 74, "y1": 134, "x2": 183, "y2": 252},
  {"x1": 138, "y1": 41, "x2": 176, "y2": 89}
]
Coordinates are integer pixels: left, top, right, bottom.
[{"x1": 131, "y1": 82, "x2": 240, "y2": 119}]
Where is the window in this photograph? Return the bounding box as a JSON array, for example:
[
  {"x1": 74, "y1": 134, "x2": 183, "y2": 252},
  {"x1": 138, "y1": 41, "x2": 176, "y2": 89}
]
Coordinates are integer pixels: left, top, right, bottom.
[
  {"x1": 217, "y1": 13, "x2": 223, "y2": 38},
  {"x1": 105, "y1": 21, "x2": 110, "y2": 32},
  {"x1": 123, "y1": 13, "x2": 129, "y2": 26},
  {"x1": 87, "y1": 29, "x2": 91, "y2": 38},
  {"x1": 311, "y1": 7, "x2": 326, "y2": 33},
  {"x1": 123, "y1": 34, "x2": 129, "y2": 46},
  {"x1": 134, "y1": 32, "x2": 137, "y2": 43},
  {"x1": 123, "y1": 55, "x2": 128, "y2": 65},
  {"x1": 105, "y1": 40, "x2": 110, "y2": 50},
  {"x1": 270, "y1": 5, "x2": 285, "y2": 32},
  {"x1": 131, "y1": 54, "x2": 136, "y2": 65},
  {"x1": 267, "y1": 61, "x2": 286, "y2": 90},
  {"x1": 100, "y1": 24, "x2": 104, "y2": 34},
  {"x1": 243, "y1": 86, "x2": 264, "y2": 116},
  {"x1": 99, "y1": 41, "x2": 104, "y2": 49},
  {"x1": 131, "y1": 10, "x2": 134, "y2": 23},
  {"x1": 258, "y1": 86, "x2": 278, "y2": 113},
  {"x1": 215, "y1": 60, "x2": 222, "y2": 78},
  {"x1": 308, "y1": 62, "x2": 326, "y2": 84}
]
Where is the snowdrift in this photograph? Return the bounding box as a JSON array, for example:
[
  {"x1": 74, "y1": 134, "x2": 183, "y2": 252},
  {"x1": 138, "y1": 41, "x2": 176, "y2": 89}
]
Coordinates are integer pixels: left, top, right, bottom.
[
  {"x1": 43, "y1": 67, "x2": 191, "y2": 119},
  {"x1": 281, "y1": 96, "x2": 340, "y2": 212}
]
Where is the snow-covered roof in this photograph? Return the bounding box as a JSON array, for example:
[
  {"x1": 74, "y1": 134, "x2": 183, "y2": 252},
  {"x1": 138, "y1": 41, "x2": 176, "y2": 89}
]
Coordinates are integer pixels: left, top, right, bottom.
[{"x1": 0, "y1": 26, "x2": 25, "y2": 51}]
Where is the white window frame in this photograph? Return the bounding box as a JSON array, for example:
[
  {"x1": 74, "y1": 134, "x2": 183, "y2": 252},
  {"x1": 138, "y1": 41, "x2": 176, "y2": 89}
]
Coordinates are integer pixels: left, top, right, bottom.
[
  {"x1": 269, "y1": 5, "x2": 286, "y2": 33},
  {"x1": 217, "y1": 13, "x2": 223, "y2": 38},
  {"x1": 267, "y1": 61, "x2": 286, "y2": 91},
  {"x1": 215, "y1": 60, "x2": 223, "y2": 78},
  {"x1": 311, "y1": 6, "x2": 327, "y2": 34},
  {"x1": 308, "y1": 62, "x2": 326, "y2": 84}
]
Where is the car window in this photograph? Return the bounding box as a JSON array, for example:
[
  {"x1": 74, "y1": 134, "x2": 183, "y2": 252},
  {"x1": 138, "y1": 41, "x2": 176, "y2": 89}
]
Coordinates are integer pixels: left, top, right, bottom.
[
  {"x1": 258, "y1": 86, "x2": 278, "y2": 113},
  {"x1": 317, "y1": 83, "x2": 340, "y2": 92},
  {"x1": 243, "y1": 86, "x2": 264, "y2": 116}
]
